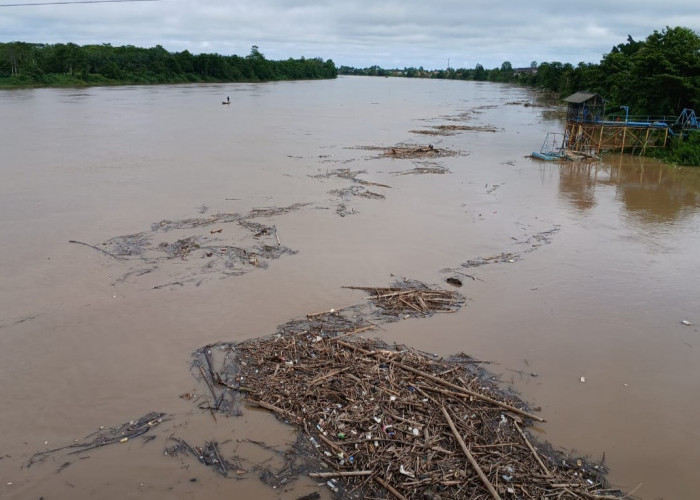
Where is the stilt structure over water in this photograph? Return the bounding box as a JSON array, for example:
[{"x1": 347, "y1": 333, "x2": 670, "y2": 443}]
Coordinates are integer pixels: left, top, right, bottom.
[{"x1": 563, "y1": 92, "x2": 673, "y2": 156}]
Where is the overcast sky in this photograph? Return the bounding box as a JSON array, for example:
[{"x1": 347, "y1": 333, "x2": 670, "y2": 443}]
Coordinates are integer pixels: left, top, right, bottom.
[{"x1": 1, "y1": 0, "x2": 698, "y2": 69}]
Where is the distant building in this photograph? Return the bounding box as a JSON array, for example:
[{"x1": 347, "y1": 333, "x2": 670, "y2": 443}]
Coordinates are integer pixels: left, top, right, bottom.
[{"x1": 513, "y1": 67, "x2": 537, "y2": 75}]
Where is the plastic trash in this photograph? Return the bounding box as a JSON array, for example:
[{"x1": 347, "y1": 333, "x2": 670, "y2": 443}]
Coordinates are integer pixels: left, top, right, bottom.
[
  {"x1": 399, "y1": 465, "x2": 415, "y2": 478},
  {"x1": 326, "y1": 480, "x2": 338, "y2": 493}
]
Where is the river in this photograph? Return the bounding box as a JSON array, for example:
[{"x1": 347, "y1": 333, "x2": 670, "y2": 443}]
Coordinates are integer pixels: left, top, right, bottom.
[{"x1": 1, "y1": 76, "x2": 699, "y2": 499}]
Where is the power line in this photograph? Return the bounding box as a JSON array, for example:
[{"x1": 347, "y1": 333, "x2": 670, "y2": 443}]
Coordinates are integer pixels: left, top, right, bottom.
[{"x1": 0, "y1": 0, "x2": 159, "y2": 7}]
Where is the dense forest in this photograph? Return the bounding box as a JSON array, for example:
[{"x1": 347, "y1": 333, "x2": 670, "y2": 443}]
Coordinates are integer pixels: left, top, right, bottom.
[{"x1": 0, "y1": 43, "x2": 337, "y2": 86}]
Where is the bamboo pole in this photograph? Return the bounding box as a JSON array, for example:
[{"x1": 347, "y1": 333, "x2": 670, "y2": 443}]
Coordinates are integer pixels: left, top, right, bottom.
[
  {"x1": 336, "y1": 338, "x2": 545, "y2": 422},
  {"x1": 309, "y1": 470, "x2": 373, "y2": 478},
  {"x1": 392, "y1": 360, "x2": 546, "y2": 423},
  {"x1": 440, "y1": 406, "x2": 502, "y2": 500},
  {"x1": 621, "y1": 126, "x2": 627, "y2": 153},
  {"x1": 514, "y1": 421, "x2": 551, "y2": 477},
  {"x1": 374, "y1": 476, "x2": 409, "y2": 500}
]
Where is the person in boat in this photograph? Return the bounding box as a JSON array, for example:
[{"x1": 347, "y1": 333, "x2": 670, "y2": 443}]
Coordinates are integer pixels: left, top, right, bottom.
[{"x1": 227, "y1": 96, "x2": 230, "y2": 103}]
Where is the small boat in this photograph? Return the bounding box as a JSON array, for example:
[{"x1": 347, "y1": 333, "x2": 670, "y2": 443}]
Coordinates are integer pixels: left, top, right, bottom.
[
  {"x1": 531, "y1": 150, "x2": 563, "y2": 161},
  {"x1": 531, "y1": 132, "x2": 565, "y2": 161}
]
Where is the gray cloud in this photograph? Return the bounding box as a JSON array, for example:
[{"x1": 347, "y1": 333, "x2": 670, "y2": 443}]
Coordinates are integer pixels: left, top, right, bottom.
[{"x1": 1, "y1": 0, "x2": 698, "y2": 68}]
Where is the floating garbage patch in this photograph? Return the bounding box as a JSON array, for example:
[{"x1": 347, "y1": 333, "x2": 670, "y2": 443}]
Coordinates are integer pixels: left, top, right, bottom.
[{"x1": 184, "y1": 281, "x2": 625, "y2": 499}]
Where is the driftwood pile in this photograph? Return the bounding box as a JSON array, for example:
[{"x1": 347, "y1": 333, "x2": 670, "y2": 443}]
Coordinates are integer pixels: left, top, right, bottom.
[
  {"x1": 189, "y1": 283, "x2": 623, "y2": 499},
  {"x1": 343, "y1": 285, "x2": 464, "y2": 317},
  {"x1": 194, "y1": 335, "x2": 621, "y2": 499},
  {"x1": 385, "y1": 145, "x2": 446, "y2": 159},
  {"x1": 410, "y1": 124, "x2": 499, "y2": 136},
  {"x1": 349, "y1": 144, "x2": 459, "y2": 160}
]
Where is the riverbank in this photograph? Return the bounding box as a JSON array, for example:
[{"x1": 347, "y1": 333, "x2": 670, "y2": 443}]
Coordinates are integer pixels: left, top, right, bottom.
[{"x1": 0, "y1": 42, "x2": 337, "y2": 89}]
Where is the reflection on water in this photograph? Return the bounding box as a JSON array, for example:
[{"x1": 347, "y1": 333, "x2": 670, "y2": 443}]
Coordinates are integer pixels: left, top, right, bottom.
[
  {"x1": 556, "y1": 156, "x2": 700, "y2": 224},
  {"x1": 557, "y1": 162, "x2": 599, "y2": 211}
]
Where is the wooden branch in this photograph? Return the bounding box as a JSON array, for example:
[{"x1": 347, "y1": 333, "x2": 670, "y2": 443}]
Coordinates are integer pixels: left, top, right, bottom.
[
  {"x1": 374, "y1": 476, "x2": 409, "y2": 500},
  {"x1": 335, "y1": 339, "x2": 544, "y2": 422},
  {"x1": 309, "y1": 367, "x2": 351, "y2": 386},
  {"x1": 317, "y1": 433, "x2": 345, "y2": 455},
  {"x1": 440, "y1": 406, "x2": 502, "y2": 500},
  {"x1": 245, "y1": 399, "x2": 298, "y2": 422},
  {"x1": 334, "y1": 324, "x2": 376, "y2": 339},
  {"x1": 394, "y1": 361, "x2": 545, "y2": 423},
  {"x1": 514, "y1": 421, "x2": 551, "y2": 477},
  {"x1": 309, "y1": 470, "x2": 373, "y2": 478},
  {"x1": 306, "y1": 304, "x2": 353, "y2": 318},
  {"x1": 69, "y1": 240, "x2": 126, "y2": 260},
  {"x1": 198, "y1": 365, "x2": 218, "y2": 423}
]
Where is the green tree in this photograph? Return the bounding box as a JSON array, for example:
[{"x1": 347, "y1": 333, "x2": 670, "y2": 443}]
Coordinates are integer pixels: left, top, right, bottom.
[{"x1": 473, "y1": 63, "x2": 486, "y2": 81}]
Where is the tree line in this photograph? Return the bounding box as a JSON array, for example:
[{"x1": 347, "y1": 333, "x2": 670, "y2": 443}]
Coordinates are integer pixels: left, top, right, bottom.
[
  {"x1": 0, "y1": 43, "x2": 337, "y2": 86},
  {"x1": 340, "y1": 26, "x2": 700, "y2": 118}
]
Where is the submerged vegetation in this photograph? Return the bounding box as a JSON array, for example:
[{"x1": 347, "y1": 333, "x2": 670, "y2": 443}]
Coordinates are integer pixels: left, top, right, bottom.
[
  {"x1": 650, "y1": 132, "x2": 700, "y2": 166},
  {"x1": 0, "y1": 43, "x2": 337, "y2": 87}
]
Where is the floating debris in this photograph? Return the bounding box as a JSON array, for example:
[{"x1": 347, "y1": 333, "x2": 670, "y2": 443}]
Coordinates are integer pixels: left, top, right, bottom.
[
  {"x1": 392, "y1": 161, "x2": 450, "y2": 175},
  {"x1": 410, "y1": 124, "x2": 499, "y2": 136},
  {"x1": 445, "y1": 277, "x2": 463, "y2": 287},
  {"x1": 69, "y1": 205, "x2": 304, "y2": 288},
  {"x1": 165, "y1": 439, "x2": 235, "y2": 477},
  {"x1": 188, "y1": 331, "x2": 621, "y2": 499},
  {"x1": 184, "y1": 280, "x2": 623, "y2": 499},
  {"x1": 312, "y1": 168, "x2": 390, "y2": 217},
  {"x1": 342, "y1": 284, "x2": 464, "y2": 317},
  {"x1": 441, "y1": 226, "x2": 560, "y2": 273},
  {"x1": 330, "y1": 185, "x2": 386, "y2": 200},
  {"x1": 351, "y1": 144, "x2": 460, "y2": 159},
  {"x1": 27, "y1": 412, "x2": 167, "y2": 468}
]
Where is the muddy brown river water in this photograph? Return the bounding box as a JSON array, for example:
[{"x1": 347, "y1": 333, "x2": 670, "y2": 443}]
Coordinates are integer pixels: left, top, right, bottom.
[{"x1": 1, "y1": 76, "x2": 699, "y2": 499}]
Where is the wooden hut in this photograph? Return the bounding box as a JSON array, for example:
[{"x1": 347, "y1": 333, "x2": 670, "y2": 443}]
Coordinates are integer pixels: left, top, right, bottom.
[{"x1": 563, "y1": 92, "x2": 606, "y2": 123}]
